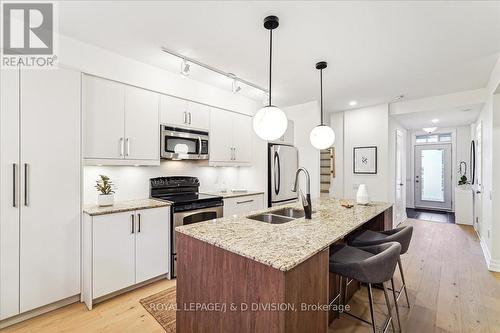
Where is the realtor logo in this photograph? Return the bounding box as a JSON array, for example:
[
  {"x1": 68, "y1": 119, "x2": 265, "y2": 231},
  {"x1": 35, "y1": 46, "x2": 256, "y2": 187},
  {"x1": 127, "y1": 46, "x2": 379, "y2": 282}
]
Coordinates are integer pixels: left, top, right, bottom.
[{"x1": 2, "y1": 2, "x2": 57, "y2": 67}]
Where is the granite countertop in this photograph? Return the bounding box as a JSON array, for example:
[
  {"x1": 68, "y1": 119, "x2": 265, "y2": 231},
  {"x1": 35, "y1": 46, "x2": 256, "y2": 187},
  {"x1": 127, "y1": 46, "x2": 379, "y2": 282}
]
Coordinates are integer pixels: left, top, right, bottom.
[
  {"x1": 83, "y1": 198, "x2": 170, "y2": 216},
  {"x1": 176, "y1": 198, "x2": 392, "y2": 271},
  {"x1": 202, "y1": 190, "x2": 265, "y2": 199}
]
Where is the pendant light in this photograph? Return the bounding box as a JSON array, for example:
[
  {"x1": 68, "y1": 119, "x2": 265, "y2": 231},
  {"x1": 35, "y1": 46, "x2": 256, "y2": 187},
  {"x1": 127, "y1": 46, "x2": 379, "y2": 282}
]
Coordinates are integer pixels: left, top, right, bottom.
[
  {"x1": 252, "y1": 15, "x2": 288, "y2": 141},
  {"x1": 310, "y1": 61, "x2": 335, "y2": 150}
]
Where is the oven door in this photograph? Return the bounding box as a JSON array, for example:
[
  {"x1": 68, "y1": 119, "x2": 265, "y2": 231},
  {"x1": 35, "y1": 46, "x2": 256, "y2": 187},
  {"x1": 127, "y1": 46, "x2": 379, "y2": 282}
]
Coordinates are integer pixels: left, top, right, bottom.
[
  {"x1": 161, "y1": 130, "x2": 209, "y2": 160},
  {"x1": 172, "y1": 205, "x2": 223, "y2": 276}
]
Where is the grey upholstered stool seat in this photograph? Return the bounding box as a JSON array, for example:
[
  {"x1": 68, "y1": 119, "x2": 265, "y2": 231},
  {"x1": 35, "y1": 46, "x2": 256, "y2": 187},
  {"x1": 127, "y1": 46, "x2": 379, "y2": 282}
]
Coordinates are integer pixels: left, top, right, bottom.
[
  {"x1": 349, "y1": 226, "x2": 413, "y2": 309},
  {"x1": 329, "y1": 242, "x2": 401, "y2": 333}
]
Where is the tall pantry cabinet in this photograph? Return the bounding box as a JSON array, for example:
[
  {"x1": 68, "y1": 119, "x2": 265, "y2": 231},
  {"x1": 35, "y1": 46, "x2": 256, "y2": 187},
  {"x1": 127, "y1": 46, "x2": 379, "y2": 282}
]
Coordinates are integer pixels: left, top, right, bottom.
[{"x1": 0, "y1": 68, "x2": 81, "y2": 320}]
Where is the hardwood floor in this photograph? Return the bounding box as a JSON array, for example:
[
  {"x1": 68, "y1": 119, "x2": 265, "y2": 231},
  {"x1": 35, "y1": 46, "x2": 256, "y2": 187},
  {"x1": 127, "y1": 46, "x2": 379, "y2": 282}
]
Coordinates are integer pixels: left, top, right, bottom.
[
  {"x1": 331, "y1": 219, "x2": 500, "y2": 333},
  {"x1": 2, "y1": 218, "x2": 499, "y2": 333}
]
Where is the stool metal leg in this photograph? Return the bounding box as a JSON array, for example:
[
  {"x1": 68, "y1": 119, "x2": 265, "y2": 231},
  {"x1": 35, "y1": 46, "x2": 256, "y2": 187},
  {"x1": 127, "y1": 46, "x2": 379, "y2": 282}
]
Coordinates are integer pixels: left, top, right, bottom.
[
  {"x1": 382, "y1": 283, "x2": 395, "y2": 333},
  {"x1": 398, "y1": 257, "x2": 411, "y2": 308},
  {"x1": 367, "y1": 283, "x2": 377, "y2": 333},
  {"x1": 338, "y1": 275, "x2": 343, "y2": 315},
  {"x1": 391, "y1": 278, "x2": 402, "y2": 332}
]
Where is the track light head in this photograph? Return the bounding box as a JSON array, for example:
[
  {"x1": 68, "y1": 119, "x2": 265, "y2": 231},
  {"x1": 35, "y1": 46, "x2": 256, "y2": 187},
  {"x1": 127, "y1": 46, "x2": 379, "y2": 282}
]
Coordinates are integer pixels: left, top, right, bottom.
[{"x1": 180, "y1": 59, "x2": 190, "y2": 77}]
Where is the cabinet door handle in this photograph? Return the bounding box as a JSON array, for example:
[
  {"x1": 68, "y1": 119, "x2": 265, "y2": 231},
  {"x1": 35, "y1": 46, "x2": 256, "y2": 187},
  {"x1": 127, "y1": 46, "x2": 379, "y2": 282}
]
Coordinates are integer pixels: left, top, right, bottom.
[
  {"x1": 126, "y1": 138, "x2": 130, "y2": 156},
  {"x1": 131, "y1": 214, "x2": 135, "y2": 234},
  {"x1": 120, "y1": 138, "x2": 124, "y2": 156},
  {"x1": 183, "y1": 111, "x2": 187, "y2": 124},
  {"x1": 188, "y1": 112, "x2": 192, "y2": 124},
  {"x1": 12, "y1": 163, "x2": 17, "y2": 207},
  {"x1": 233, "y1": 147, "x2": 236, "y2": 161},
  {"x1": 237, "y1": 199, "x2": 254, "y2": 204},
  {"x1": 198, "y1": 136, "x2": 202, "y2": 158},
  {"x1": 138, "y1": 213, "x2": 141, "y2": 233},
  {"x1": 24, "y1": 163, "x2": 29, "y2": 206}
]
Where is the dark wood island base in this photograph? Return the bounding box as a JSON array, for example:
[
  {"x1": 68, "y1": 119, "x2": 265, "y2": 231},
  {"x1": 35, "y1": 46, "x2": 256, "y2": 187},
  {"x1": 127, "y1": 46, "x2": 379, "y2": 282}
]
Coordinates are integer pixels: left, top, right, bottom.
[{"x1": 176, "y1": 206, "x2": 392, "y2": 333}]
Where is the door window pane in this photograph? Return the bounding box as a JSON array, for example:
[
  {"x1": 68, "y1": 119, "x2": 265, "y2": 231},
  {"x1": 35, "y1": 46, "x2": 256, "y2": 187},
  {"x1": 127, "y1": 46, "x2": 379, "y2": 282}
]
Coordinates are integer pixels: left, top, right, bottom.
[{"x1": 420, "y1": 149, "x2": 444, "y2": 202}]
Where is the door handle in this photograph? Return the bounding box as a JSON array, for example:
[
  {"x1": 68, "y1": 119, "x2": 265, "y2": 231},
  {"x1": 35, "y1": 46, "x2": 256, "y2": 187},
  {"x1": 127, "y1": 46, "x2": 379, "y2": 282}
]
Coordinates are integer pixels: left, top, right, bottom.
[
  {"x1": 198, "y1": 136, "x2": 202, "y2": 158},
  {"x1": 131, "y1": 214, "x2": 135, "y2": 234},
  {"x1": 120, "y1": 138, "x2": 124, "y2": 156},
  {"x1": 126, "y1": 138, "x2": 130, "y2": 156},
  {"x1": 24, "y1": 163, "x2": 29, "y2": 206},
  {"x1": 274, "y1": 152, "x2": 280, "y2": 195},
  {"x1": 237, "y1": 199, "x2": 254, "y2": 204},
  {"x1": 188, "y1": 112, "x2": 192, "y2": 124},
  {"x1": 183, "y1": 111, "x2": 187, "y2": 124},
  {"x1": 12, "y1": 163, "x2": 17, "y2": 207},
  {"x1": 137, "y1": 213, "x2": 141, "y2": 233},
  {"x1": 233, "y1": 147, "x2": 236, "y2": 161}
]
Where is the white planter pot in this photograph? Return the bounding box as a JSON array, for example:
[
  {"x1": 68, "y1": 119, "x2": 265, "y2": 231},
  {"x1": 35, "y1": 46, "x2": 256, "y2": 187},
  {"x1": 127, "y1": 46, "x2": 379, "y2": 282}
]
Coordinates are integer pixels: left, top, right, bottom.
[
  {"x1": 356, "y1": 184, "x2": 370, "y2": 205},
  {"x1": 98, "y1": 194, "x2": 114, "y2": 207}
]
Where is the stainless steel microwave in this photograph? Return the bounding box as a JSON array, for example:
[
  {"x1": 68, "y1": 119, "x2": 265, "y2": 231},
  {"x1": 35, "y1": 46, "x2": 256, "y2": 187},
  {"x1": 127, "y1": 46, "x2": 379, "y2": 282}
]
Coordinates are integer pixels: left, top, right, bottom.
[{"x1": 160, "y1": 125, "x2": 209, "y2": 160}]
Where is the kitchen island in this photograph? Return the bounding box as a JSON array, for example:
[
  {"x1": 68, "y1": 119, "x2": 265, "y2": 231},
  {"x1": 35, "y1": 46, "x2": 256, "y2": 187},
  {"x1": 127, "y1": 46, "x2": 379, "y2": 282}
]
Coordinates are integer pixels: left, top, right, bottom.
[{"x1": 176, "y1": 198, "x2": 393, "y2": 333}]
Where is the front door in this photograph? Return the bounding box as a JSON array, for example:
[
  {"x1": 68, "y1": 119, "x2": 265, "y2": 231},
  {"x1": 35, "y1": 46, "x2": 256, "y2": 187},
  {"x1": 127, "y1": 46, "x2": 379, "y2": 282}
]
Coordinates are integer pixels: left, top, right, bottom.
[{"x1": 414, "y1": 144, "x2": 452, "y2": 210}]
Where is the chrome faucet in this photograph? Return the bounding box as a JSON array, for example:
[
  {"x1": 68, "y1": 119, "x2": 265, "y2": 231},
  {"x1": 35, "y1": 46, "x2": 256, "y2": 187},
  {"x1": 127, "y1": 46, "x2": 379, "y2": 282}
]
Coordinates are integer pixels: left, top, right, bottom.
[{"x1": 291, "y1": 167, "x2": 312, "y2": 219}]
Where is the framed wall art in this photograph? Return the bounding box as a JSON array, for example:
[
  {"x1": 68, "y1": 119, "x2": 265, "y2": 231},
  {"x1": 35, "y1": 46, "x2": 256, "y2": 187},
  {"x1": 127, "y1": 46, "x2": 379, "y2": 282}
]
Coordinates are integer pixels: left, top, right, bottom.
[{"x1": 353, "y1": 146, "x2": 377, "y2": 174}]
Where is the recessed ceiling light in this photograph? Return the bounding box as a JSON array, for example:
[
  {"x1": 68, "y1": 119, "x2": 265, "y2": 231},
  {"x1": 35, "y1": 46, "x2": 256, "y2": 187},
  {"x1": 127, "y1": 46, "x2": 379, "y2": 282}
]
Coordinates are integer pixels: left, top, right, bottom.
[
  {"x1": 349, "y1": 100, "x2": 357, "y2": 106},
  {"x1": 431, "y1": 118, "x2": 440, "y2": 123},
  {"x1": 462, "y1": 108, "x2": 472, "y2": 112}
]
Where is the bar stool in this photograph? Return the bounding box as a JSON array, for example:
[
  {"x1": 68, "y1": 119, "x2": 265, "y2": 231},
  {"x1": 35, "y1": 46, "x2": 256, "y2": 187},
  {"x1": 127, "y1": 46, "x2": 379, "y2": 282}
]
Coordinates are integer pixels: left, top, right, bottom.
[
  {"x1": 329, "y1": 242, "x2": 401, "y2": 333},
  {"x1": 349, "y1": 226, "x2": 413, "y2": 309}
]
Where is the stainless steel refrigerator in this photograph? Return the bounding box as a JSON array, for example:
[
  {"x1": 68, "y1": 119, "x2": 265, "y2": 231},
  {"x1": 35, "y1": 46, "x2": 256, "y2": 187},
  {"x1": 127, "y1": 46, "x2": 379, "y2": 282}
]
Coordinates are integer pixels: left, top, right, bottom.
[{"x1": 268, "y1": 143, "x2": 299, "y2": 207}]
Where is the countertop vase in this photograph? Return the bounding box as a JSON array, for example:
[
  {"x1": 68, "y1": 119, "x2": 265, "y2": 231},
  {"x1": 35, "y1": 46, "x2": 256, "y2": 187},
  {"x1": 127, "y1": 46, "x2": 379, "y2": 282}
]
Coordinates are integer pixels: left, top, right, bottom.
[
  {"x1": 98, "y1": 194, "x2": 114, "y2": 207},
  {"x1": 356, "y1": 184, "x2": 370, "y2": 205}
]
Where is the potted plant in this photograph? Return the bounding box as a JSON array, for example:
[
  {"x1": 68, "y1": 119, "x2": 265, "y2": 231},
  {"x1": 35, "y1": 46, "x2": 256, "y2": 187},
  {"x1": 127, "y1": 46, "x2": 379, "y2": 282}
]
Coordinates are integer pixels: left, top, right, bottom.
[{"x1": 95, "y1": 175, "x2": 115, "y2": 207}]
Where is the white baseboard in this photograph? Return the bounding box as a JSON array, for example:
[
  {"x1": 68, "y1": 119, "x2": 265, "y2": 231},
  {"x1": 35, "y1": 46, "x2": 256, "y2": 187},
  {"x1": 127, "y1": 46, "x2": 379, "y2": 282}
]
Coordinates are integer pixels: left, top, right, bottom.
[
  {"x1": 477, "y1": 231, "x2": 500, "y2": 272},
  {"x1": 489, "y1": 258, "x2": 500, "y2": 272},
  {"x1": 0, "y1": 295, "x2": 80, "y2": 329}
]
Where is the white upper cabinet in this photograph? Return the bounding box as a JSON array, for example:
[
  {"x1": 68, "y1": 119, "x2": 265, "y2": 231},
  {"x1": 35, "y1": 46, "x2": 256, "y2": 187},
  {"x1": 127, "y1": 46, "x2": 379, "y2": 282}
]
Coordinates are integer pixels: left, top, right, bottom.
[
  {"x1": 186, "y1": 102, "x2": 209, "y2": 130},
  {"x1": 83, "y1": 75, "x2": 125, "y2": 160},
  {"x1": 160, "y1": 94, "x2": 209, "y2": 130},
  {"x1": 209, "y1": 108, "x2": 253, "y2": 166},
  {"x1": 83, "y1": 75, "x2": 159, "y2": 165},
  {"x1": 209, "y1": 108, "x2": 233, "y2": 162},
  {"x1": 232, "y1": 113, "x2": 252, "y2": 163},
  {"x1": 160, "y1": 94, "x2": 188, "y2": 127},
  {"x1": 124, "y1": 86, "x2": 160, "y2": 161}
]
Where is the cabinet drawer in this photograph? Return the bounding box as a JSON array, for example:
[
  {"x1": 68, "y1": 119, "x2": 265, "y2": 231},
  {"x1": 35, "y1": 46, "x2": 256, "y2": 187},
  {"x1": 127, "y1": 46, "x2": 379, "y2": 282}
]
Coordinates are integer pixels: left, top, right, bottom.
[{"x1": 223, "y1": 194, "x2": 264, "y2": 217}]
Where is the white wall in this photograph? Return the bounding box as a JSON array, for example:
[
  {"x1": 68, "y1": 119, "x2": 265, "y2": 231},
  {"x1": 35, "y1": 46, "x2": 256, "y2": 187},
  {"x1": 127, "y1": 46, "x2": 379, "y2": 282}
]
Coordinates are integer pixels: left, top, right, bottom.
[
  {"x1": 343, "y1": 104, "x2": 390, "y2": 201},
  {"x1": 84, "y1": 162, "x2": 261, "y2": 205},
  {"x1": 388, "y1": 117, "x2": 407, "y2": 224},
  {"x1": 474, "y1": 54, "x2": 500, "y2": 271},
  {"x1": 283, "y1": 101, "x2": 321, "y2": 199},
  {"x1": 59, "y1": 35, "x2": 260, "y2": 115}
]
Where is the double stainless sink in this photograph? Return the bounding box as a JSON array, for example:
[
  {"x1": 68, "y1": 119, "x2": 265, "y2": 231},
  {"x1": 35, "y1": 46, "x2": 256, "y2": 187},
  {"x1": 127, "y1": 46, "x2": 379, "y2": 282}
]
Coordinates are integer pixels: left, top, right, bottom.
[{"x1": 247, "y1": 207, "x2": 308, "y2": 224}]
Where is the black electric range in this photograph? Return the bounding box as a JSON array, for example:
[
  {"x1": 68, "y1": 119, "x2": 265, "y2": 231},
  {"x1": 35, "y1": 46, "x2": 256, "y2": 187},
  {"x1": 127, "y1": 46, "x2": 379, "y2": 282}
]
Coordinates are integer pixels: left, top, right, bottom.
[{"x1": 150, "y1": 176, "x2": 223, "y2": 277}]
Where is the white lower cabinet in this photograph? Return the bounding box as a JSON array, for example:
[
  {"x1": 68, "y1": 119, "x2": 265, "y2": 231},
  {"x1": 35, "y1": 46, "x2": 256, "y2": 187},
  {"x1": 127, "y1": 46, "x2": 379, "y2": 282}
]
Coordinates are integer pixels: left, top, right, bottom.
[
  {"x1": 223, "y1": 194, "x2": 264, "y2": 217},
  {"x1": 83, "y1": 207, "x2": 170, "y2": 309},
  {"x1": 93, "y1": 211, "x2": 136, "y2": 299}
]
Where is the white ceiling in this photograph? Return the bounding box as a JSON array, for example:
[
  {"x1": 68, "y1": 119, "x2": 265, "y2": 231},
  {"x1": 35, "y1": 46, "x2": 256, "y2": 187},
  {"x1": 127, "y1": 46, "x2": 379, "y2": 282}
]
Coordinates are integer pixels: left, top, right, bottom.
[
  {"x1": 59, "y1": 1, "x2": 500, "y2": 111},
  {"x1": 392, "y1": 104, "x2": 482, "y2": 129}
]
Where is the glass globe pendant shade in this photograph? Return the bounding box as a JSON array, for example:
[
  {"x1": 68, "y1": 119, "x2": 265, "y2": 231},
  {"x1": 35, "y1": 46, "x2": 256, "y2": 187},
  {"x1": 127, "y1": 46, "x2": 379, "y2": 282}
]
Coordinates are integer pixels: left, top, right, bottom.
[
  {"x1": 310, "y1": 125, "x2": 335, "y2": 149},
  {"x1": 253, "y1": 105, "x2": 288, "y2": 141}
]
